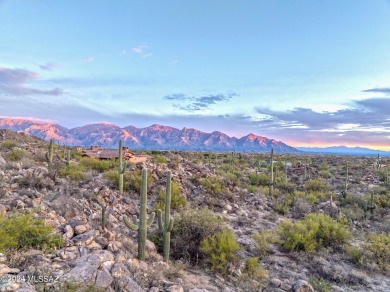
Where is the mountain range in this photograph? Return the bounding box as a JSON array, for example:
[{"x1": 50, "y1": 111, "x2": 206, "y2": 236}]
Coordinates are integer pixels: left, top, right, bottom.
[
  {"x1": 297, "y1": 146, "x2": 390, "y2": 156},
  {"x1": 0, "y1": 118, "x2": 298, "y2": 153}
]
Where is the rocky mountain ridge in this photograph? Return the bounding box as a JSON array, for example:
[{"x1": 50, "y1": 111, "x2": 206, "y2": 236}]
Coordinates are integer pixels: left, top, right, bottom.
[{"x1": 0, "y1": 118, "x2": 298, "y2": 153}]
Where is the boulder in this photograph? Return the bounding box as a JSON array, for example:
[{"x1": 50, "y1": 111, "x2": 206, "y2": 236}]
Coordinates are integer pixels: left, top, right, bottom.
[{"x1": 292, "y1": 280, "x2": 314, "y2": 292}]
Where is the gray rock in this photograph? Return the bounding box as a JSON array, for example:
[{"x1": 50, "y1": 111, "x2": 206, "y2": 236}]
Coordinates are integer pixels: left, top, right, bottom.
[
  {"x1": 115, "y1": 275, "x2": 145, "y2": 292},
  {"x1": 71, "y1": 229, "x2": 99, "y2": 246},
  {"x1": 270, "y1": 278, "x2": 282, "y2": 288},
  {"x1": 95, "y1": 268, "x2": 113, "y2": 288},
  {"x1": 292, "y1": 280, "x2": 314, "y2": 292},
  {"x1": 189, "y1": 289, "x2": 210, "y2": 292},
  {"x1": 0, "y1": 264, "x2": 20, "y2": 276},
  {"x1": 168, "y1": 285, "x2": 184, "y2": 292}
]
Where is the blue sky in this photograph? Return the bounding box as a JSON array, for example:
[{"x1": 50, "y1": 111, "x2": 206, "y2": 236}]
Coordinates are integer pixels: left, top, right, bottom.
[{"x1": 1, "y1": 0, "x2": 390, "y2": 149}]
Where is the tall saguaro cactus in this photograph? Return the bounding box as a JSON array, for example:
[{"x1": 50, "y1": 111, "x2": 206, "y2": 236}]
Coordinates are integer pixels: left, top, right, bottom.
[
  {"x1": 269, "y1": 148, "x2": 274, "y2": 197},
  {"x1": 123, "y1": 168, "x2": 155, "y2": 260},
  {"x1": 118, "y1": 140, "x2": 126, "y2": 195},
  {"x1": 66, "y1": 149, "x2": 71, "y2": 166},
  {"x1": 45, "y1": 139, "x2": 54, "y2": 173},
  {"x1": 158, "y1": 171, "x2": 174, "y2": 262}
]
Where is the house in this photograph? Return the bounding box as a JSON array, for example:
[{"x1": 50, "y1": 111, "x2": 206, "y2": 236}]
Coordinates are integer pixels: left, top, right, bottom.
[{"x1": 81, "y1": 146, "x2": 150, "y2": 163}]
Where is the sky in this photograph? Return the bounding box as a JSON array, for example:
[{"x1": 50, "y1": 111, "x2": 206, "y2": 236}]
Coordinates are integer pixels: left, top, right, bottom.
[{"x1": 1, "y1": 0, "x2": 390, "y2": 150}]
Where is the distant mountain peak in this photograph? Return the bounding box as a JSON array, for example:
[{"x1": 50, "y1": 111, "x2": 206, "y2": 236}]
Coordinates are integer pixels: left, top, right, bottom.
[{"x1": 0, "y1": 118, "x2": 299, "y2": 153}]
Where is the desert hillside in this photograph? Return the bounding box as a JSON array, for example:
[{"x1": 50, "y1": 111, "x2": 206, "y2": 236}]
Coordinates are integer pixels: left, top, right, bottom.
[{"x1": 0, "y1": 129, "x2": 389, "y2": 292}]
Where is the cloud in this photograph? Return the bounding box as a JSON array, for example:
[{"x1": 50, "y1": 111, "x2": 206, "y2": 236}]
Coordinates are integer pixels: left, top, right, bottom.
[
  {"x1": 132, "y1": 45, "x2": 152, "y2": 58},
  {"x1": 362, "y1": 87, "x2": 390, "y2": 94},
  {"x1": 38, "y1": 62, "x2": 59, "y2": 71},
  {"x1": 163, "y1": 92, "x2": 237, "y2": 112},
  {"x1": 0, "y1": 66, "x2": 63, "y2": 96},
  {"x1": 255, "y1": 96, "x2": 390, "y2": 130}
]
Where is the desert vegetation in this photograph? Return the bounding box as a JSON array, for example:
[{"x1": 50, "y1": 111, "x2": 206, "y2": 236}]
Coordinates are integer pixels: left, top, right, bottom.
[{"x1": 0, "y1": 129, "x2": 389, "y2": 291}]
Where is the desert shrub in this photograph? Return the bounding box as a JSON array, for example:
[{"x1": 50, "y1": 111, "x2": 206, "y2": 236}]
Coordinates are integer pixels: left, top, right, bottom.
[
  {"x1": 126, "y1": 170, "x2": 154, "y2": 193},
  {"x1": 295, "y1": 190, "x2": 328, "y2": 204},
  {"x1": 5, "y1": 149, "x2": 27, "y2": 161},
  {"x1": 304, "y1": 179, "x2": 329, "y2": 193},
  {"x1": 236, "y1": 258, "x2": 269, "y2": 291},
  {"x1": 308, "y1": 277, "x2": 332, "y2": 292},
  {"x1": 276, "y1": 181, "x2": 295, "y2": 194},
  {"x1": 247, "y1": 185, "x2": 260, "y2": 194},
  {"x1": 362, "y1": 232, "x2": 390, "y2": 271},
  {"x1": 59, "y1": 163, "x2": 86, "y2": 181},
  {"x1": 252, "y1": 229, "x2": 278, "y2": 257},
  {"x1": 248, "y1": 173, "x2": 269, "y2": 186},
  {"x1": 318, "y1": 162, "x2": 329, "y2": 171},
  {"x1": 0, "y1": 140, "x2": 17, "y2": 149},
  {"x1": 272, "y1": 194, "x2": 294, "y2": 215},
  {"x1": 320, "y1": 170, "x2": 332, "y2": 179},
  {"x1": 200, "y1": 176, "x2": 226, "y2": 196},
  {"x1": 244, "y1": 257, "x2": 268, "y2": 279},
  {"x1": 79, "y1": 157, "x2": 113, "y2": 172},
  {"x1": 278, "y1": 213, "x2": 350, "y2": 253},
  {"x1": 220, "y1": 171, "x2": 241, "y2": 187},
  {"x1": 154, "y1": 180, "x2": 187, "y2": 211},
  {"x1": 155, "y1": 155, "x2": 167, "y2": 164},
  {"x1": 0, "y1": 213, "x2": 62, "y2": 253},
  {"x1": 104, "y1": 169, "x2": 153, "y2": 192},
  {"x1": 158, "y1": 208, "x2": 224, "y2": 263},
  {"x1": 200, "y1": 230, "x2": 240, "y2": 275}
]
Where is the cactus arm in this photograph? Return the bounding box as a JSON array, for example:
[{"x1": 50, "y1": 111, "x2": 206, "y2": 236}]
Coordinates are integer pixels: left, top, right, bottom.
[
  {"x1": 168, "y1": 217, "x2": 174, "y2": 232},
  {"x1": 123, "y1": 215, "x2": 139, "y2": 231},
  {"x1": 157, "y1": 209, "x2": 163, "y2": 230},
  {"x1": 147, "y1": 212, "x2": 155, "y2": 227}
]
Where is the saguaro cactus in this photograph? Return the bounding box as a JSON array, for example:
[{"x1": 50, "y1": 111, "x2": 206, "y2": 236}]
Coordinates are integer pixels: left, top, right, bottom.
[
  {"x1": 66, "y1": 149, "x2": 71, "y2": 166},
  {"x1": 123, "y1": 168, "x2": 155, "y2": 260},
  {"x1": 367, "y1": 192, "x2": 376, "y2": 220},
  {"x1": 118, "y1": 140, "x2": 126, "y2": 195},
  {"x1": 45, "y1": 139, "x2": 54, "y2": 173},
  {"x1": 157, "y1": 171, "x2": 174, "y2": 262},
  {"x1": 269, "y1": 148, "x2": 274, "y2": 197}
]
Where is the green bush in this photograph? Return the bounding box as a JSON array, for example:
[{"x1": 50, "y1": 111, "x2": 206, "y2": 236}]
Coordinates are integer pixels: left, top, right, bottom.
[
  {"x1": 0, "y1": 213, "x2": 62, "y2": 253},
  {"x1": 200, "y1": 176, "x2": 226, "y2": 196},
  {"x1": 273, "y1": 194, "x2": 294, "y2": 215},
  {"x1": 308, "y1": 277, "x2": 332, "y2": 292},
  {"x1": 155, "y1": 155, "x2": 167, "y2": 164},
  {"x1": 5, "y1": 149, "x2": 27, "y2": 161},
  {"x1": 295, "y1": 190, "x2": 328, "y2": 204},
  {"x1": 304, "y1": 179, "x2": 329, "y2": 193},
  {"x1": 362, "y1": 232, "x2": 390, "y2": 271},
  {"x1": 157, "y1": 208, "x2": 224, "y2": 263},
  {"x1": 79, "y1": 157, "x2": 113, "y2": 172},
  {"x1": 244, "y1": 257, "x2": 268, "y2": 279},
  {"x1": 200, "y1": 230, "x2": 240, "y2": 275},
  {"x1": 59, "y1": 163, "x2": 86, "y2": 180},
  {"x1": 278, "y1": 213, "x2": 350, "y2": 253},
  {"x1": 248, "y1": 173, "x2": 269, "y2": 186},
  {"x1": 126, "y1": 170, "x2": 154, "y2": 193},
  {"x1": 252, "y1": 229, "x2": 278, "y2": 257},
  {"x1": 154, "y1": 180, "x2": 187, "y2": 212},
  {"x1": 276, "y1": 181, "x2": 295, "y2": 194},
  {"x1": 0, "y1": 140, "x2": 17, "y2": 149},
  {"x1": 104, "y1": 169, "x2": 153, "y2": 193}
]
